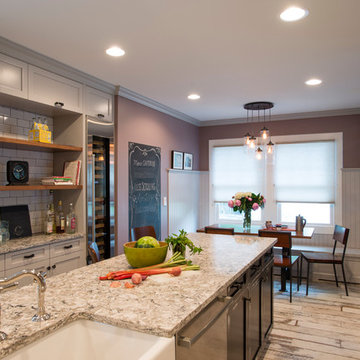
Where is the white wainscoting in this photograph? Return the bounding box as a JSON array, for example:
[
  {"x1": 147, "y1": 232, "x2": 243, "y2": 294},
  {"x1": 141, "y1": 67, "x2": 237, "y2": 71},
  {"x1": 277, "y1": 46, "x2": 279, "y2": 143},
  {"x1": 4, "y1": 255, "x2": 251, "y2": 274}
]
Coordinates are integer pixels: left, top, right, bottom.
[
  {"x1": 342, "y1": 168, "x2": 360, "y2": 250},
  {"x1": 167, "y1": 170, "x2": 209, "y2": 236}
]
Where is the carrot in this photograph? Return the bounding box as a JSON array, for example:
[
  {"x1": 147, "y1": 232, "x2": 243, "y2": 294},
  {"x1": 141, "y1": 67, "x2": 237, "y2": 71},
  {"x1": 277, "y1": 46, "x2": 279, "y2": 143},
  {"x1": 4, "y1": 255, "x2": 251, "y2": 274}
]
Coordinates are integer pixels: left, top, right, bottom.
[{"x1": 102, "y1": 252, "x2": 188, "y2": 280}]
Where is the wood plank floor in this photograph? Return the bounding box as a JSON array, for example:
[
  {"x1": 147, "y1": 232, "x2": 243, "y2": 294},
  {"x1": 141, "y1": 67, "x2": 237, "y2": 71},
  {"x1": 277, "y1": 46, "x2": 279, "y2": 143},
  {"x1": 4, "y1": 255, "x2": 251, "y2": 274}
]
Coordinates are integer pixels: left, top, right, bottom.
[{"x1": 257, "y1": 280, "x2": 360, "y2": 360}]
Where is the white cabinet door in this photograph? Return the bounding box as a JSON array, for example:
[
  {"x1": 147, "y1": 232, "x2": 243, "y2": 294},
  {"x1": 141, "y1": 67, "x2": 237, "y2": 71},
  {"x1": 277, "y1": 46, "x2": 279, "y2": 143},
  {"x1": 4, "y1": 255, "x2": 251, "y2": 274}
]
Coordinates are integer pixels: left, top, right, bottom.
[
  {"x1": 50, "y1": 251, "x2": 82, "y2": 276},
  {"x1": 85, "y1": 86, "x2": 113, "y2": 122},
  {"x1": 28, "y1": 65, "x2": 83, "y2": 113},
  {"x1": 4, "y1": 259, "x2": 49, "y2": 287},
  {"x1": 5, "y1": 245, "x2": 49, "y2": 270},
  {"x1": 0, "y1": 53, "x2": 28, "y2": 98}
]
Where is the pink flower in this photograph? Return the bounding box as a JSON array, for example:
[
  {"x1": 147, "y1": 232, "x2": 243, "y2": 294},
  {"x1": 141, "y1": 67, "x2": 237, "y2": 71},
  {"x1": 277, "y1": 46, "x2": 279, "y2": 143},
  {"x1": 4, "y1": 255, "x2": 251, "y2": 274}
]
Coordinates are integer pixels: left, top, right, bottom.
[
  {"x1": 235, "y1": 199, "x2": 241, "y2": 207},
  {"x1": 228, "y1": 200, "x2": 234, "y2": 208},
  {"x1": 252, "y1": 203, "x2": 259, "y2": 210},
  {"x1": 248, "y1": 197, "x2": 252, "y2": 201},
  {"x1": 263, "y1": 198, "x2": 266, "y2": 204}
]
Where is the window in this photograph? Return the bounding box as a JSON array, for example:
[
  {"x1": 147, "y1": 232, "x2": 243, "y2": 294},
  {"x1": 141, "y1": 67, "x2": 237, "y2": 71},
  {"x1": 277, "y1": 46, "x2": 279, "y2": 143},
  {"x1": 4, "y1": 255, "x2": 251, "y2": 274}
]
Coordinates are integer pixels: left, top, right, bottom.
[
  {"x1": 209, "y1": 133, "x2": 342, "y2": 232},
  {"x1": 278, "y1": 203, "x2": 333, "y2": 225},
  {"x1": 210, "y1": 143, "x2": 265, "y2": 226}
]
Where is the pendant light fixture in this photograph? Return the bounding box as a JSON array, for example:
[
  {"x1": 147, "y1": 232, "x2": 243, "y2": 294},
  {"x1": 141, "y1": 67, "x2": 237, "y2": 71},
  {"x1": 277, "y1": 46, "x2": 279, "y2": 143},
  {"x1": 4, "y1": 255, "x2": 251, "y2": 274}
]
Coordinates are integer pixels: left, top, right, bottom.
[
  {"x1": 267, "y1": 140, "x2": 274, "y2": 154},
  {"x1": 255, "y1": 146, "x2": 263, "y2": 160},
  {"x1": 243, "y1": 101, "x2": 275, "y2": 158}
]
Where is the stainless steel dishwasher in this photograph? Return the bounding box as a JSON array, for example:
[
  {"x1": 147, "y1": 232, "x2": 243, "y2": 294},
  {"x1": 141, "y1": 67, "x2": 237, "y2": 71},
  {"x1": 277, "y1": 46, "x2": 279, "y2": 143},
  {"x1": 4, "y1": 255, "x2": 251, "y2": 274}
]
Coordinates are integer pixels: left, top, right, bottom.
[{"x1": 176, "y1": 277, "x2": 246, "y2": 360}]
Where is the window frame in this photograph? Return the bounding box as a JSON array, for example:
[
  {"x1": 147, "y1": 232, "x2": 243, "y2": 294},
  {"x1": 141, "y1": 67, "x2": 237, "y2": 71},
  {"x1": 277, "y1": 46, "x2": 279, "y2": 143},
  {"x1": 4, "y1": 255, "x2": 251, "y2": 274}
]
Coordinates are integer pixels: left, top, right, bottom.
[{"x1": 209, "y1": 132, "x2": 343, "y2": 234}]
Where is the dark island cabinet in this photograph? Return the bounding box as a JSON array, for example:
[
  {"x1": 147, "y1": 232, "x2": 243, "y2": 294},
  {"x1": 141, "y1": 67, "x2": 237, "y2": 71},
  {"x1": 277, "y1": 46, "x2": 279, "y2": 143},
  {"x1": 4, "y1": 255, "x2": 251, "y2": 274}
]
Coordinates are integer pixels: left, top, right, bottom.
[{"x1": 176, "y1": 248, "x2": 274, "y2": 360}]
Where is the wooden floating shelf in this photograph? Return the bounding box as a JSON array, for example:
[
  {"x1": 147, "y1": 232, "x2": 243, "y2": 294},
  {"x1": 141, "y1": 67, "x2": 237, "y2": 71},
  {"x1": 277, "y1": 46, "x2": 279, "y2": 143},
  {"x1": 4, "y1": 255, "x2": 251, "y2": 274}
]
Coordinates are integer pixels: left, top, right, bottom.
[
  {"x1": 0, "y1": 136, "x2": 82, "y2": 152},
  {"x1": 0, "y1": 185, "x2": 83, "y2": 191}
]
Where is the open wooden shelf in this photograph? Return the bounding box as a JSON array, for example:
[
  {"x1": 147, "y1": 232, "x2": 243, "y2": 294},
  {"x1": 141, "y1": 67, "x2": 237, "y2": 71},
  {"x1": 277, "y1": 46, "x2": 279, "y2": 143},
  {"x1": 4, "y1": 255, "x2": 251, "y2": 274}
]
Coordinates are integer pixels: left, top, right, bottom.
[
  {"x1": 0, "y1": 185, "x2": 83, "y2": 191},
  {"x1": 0, "y1": 136, "x2": 82, "y2": 152}
]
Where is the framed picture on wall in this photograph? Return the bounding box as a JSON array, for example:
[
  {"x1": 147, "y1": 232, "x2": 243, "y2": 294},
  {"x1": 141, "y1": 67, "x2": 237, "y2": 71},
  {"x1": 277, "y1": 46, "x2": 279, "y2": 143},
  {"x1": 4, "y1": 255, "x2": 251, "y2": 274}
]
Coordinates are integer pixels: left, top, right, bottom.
[
  {"x1": 184, "y1": 152, "x2": 193, "y2": 170},
  {"x1": 172, "y1": 151, "x2": 183, "y2": 169}
]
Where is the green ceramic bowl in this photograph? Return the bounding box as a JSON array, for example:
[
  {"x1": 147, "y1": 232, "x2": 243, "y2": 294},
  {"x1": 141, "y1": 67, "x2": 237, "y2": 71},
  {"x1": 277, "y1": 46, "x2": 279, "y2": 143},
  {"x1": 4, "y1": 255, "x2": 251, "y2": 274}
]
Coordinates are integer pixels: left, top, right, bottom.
[{"x1": 123, "y1": 241, "x2": 168, "y2": 268}]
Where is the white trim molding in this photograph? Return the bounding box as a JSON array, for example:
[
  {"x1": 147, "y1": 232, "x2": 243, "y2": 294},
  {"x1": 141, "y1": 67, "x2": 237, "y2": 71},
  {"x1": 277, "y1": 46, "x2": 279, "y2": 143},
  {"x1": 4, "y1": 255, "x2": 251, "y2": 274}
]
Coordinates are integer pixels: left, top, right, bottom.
[
  {"x1": 199, "y1": 108, "x2": 360, "y2": 127},
  {"x1": 116, "y1": 86, "x2": 200, "y2": 126}
]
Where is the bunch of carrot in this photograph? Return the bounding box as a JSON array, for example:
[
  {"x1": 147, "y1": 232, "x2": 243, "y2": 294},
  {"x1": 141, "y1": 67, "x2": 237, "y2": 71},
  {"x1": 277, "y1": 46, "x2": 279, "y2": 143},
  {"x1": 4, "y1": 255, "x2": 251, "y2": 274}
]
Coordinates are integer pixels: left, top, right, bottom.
[{"x1": 99, "y1": 252, "x2": 200, "y2": 281}]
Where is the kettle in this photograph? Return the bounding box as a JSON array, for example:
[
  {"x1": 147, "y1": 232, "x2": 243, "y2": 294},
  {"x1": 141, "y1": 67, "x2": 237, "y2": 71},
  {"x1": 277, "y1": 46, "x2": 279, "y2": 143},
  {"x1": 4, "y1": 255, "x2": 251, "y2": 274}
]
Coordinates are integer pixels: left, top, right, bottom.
[{"x1": 296, "y1": 215, "x2": 306, "y2": 232}]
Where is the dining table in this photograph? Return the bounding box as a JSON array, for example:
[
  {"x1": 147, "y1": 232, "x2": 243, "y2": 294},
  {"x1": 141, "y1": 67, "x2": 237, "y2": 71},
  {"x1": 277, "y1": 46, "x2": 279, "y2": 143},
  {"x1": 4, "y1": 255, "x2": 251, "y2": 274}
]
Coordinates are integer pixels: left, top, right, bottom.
[
  {"x1": 197, "y1": 223, "x2": 315, "y2": 292},
  {"x1": 197, "y1": 223, "x2": 314, "y2": 238}
]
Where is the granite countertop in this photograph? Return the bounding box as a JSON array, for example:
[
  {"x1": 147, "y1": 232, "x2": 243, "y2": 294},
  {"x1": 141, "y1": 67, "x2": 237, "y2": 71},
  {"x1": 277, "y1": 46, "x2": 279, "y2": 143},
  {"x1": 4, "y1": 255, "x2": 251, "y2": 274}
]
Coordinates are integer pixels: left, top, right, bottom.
[
  {"x1": 0, "y1": 233, "x2": 276, "y2": 358},
  {"x1": 0, "y1": 233, "x2": 84, "y2": 255}
]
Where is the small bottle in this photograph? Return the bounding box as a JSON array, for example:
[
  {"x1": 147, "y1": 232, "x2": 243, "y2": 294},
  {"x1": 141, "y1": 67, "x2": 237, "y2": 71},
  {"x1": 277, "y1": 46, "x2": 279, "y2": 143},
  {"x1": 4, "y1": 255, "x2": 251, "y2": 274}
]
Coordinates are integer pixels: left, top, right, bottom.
[
  {"x1": 66, "y1": 203, "x2": 76, "y2": 234},
  {"x1": 50, "y1": 203, "x2": 56, "y2": 233},
  {"x1": 45, "y1": 204, "x2": 54, "y2": 235},
  {"x1": 56, "y1": 200, "x2": 65, "y2": 234}
]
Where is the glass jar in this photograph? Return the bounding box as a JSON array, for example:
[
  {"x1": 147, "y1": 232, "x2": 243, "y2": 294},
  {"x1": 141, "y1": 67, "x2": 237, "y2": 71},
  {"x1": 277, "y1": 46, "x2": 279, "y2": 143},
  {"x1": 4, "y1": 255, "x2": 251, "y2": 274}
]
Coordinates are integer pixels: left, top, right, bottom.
[{"x1": 0, "y1": 221, "x2": 10, "y2": 243}]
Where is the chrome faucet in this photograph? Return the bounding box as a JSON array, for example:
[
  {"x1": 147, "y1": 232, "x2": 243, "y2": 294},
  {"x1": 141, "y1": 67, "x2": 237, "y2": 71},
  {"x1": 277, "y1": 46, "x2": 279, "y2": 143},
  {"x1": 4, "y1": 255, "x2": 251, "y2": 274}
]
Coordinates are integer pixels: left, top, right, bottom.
[{"x1": 0, "y1": 269, "x2": 51, "y2": 340}]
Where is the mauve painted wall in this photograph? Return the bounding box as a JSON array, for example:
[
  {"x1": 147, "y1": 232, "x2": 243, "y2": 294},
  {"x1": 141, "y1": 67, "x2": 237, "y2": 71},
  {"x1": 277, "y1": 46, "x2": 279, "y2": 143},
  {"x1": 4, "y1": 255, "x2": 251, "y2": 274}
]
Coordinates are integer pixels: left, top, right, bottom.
[
  {"x1": 115, "y1": 96, "x2": 199, "y2": 254},
  {"x1": 199, "y1": 114, "x2": 360, "y2": 170}
]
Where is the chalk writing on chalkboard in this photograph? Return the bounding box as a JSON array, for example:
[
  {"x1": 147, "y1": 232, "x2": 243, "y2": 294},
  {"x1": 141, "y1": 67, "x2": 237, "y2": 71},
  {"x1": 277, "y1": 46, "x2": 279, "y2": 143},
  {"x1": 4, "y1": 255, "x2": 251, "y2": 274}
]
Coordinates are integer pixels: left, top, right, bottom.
[{"x1": 129, "y1": 142, "x2": 161, "y2": 240}]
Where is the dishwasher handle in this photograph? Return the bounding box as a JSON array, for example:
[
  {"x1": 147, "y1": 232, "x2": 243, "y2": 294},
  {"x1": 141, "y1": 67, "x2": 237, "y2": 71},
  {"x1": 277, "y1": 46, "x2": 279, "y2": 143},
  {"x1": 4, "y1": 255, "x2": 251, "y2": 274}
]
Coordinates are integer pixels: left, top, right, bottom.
[{"x1": 177, "y1": 295, "x2": 232, "y2": 348}]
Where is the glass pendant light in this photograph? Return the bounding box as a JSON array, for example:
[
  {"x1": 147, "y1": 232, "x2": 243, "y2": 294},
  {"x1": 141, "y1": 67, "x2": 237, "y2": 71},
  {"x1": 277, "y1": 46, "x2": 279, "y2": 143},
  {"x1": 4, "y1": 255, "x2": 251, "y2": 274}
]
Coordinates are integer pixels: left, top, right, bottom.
[
  {"x1": 243, "y1": 109, "x2": 252, "y2": 146},
  {"x1": 260, "y1": 126, "x2": 269, "y2": 140},
  {"x1": 244, "y1": 132, "x2": 251, "y2": 146},
  {"x1": 255, "y1": 147, "x2": 263, "y2": 160},
  {"x1": 249, "y1": 136, "x2": 257, "y2": 149},
  {"x1": 267, "y1": 140, "x2": 274, "y2": 154}
]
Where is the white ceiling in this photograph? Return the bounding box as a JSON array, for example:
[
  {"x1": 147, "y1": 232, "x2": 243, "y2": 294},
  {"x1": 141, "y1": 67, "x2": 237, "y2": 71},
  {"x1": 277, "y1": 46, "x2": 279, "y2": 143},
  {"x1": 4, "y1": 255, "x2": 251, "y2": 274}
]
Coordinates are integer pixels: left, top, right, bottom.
[{"x1": 1, "y1": 0, "x2": 360, "y2": 123}]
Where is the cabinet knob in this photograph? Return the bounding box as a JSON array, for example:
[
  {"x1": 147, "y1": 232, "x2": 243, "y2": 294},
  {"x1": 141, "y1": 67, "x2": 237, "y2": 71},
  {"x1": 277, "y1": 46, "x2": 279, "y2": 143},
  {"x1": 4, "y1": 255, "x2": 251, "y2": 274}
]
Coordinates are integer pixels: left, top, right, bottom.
[
  {"x1": 64, "y1": 244, "x2": 73, "y2": 249},
  {"x1": 47, "y1": 266, "x2": 51, "y2": 271},
  {"x1": 54, "y1": 101, "x2": 64, "y2": 108},
  {"x1": 52, "y1": 264, "x2": 56, "y2": 269},
  {"x1": 24, "y1": 253, "x2": 35, "y2": 259},
  {"x1": 97, "y1": 113, "x2": 105, "y2": 119}
]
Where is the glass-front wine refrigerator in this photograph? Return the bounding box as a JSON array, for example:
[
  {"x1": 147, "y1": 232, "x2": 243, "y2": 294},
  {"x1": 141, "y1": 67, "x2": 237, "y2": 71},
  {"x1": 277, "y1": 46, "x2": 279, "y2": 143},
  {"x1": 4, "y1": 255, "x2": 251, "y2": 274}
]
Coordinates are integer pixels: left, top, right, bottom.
[{"x1": 87, "y1": 118, "x2": 115, "y2": 261}]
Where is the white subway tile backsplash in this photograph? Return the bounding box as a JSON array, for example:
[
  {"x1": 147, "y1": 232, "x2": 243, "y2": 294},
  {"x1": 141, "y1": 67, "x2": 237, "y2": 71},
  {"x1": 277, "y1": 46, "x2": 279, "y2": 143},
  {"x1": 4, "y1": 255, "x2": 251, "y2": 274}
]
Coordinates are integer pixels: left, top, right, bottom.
[
  {"x1": 3, "y1": 124, "x2": 11, "y2": 133},
  {"x1": 23, "y1": 111, "x2": 35, "y2": 121},
  {"x1": 0, "y1": 106, "x2": 11, "y2": 116},
  {"x1": 5, "y1": 117, "x2": 17, "y2": 126},
  {"x1": 10, "y1": 108, "x2": 23, "y2": 119},
  {"x1": 17, "y1": 119, "x2": 29, "y2": 128}
]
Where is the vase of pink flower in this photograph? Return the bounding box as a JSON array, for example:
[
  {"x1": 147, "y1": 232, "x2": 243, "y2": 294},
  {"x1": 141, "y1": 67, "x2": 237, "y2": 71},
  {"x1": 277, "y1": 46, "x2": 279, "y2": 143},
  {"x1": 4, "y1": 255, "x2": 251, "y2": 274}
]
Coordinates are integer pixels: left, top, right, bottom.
[{"x1": 228, "y1": 192, "x2": 266, "y2": 230}]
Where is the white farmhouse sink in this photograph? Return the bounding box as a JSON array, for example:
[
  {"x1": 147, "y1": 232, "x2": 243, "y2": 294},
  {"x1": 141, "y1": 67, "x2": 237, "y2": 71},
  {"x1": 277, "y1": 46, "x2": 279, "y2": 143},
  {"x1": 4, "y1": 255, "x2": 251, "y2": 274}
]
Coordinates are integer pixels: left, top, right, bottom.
[{"x1": 5, "y1": 320, "x2": 175, "y2": 360}]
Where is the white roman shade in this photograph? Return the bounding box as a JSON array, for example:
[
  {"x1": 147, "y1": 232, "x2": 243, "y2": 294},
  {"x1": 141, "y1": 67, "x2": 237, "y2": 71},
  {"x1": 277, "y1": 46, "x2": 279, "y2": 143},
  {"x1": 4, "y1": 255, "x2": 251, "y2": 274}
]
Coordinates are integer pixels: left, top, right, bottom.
[
  {"x1": 274, "y1": 141, "x2": 336, "y2": 203},
  {"x1": 211, "y1": 145, "x2": 264, "y2": 202}
]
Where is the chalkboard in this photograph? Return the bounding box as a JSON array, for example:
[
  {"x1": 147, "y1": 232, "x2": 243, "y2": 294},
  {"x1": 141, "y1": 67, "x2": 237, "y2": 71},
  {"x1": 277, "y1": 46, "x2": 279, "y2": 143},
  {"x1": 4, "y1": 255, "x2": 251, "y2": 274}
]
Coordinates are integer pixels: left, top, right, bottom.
[{"x1": 129, "y1": 142, "x2": 161, "y2": 241}]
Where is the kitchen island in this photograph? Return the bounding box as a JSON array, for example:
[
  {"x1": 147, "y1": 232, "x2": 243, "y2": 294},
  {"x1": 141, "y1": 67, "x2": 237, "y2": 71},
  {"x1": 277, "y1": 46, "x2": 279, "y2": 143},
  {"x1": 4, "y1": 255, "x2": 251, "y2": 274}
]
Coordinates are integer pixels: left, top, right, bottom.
[{"x1": 0, "y1": 233, "x2": 276, "y2": 359}]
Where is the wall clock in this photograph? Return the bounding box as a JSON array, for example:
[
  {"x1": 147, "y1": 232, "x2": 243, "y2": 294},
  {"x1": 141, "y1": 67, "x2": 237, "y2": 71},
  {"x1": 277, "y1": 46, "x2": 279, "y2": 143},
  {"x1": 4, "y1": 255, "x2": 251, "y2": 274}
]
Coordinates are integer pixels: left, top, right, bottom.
[{"x1": 7, "y1": 161, "x2": 29, "y2": 185}]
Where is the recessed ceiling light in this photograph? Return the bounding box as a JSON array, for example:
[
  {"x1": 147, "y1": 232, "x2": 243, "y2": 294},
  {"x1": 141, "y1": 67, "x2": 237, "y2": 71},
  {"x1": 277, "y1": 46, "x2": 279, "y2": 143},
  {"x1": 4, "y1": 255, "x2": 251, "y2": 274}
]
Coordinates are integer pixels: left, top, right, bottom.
[
  {"x1": 280, "y1": 7, "x2": 309, "y2": 22},
  {"x1": 188, "y1": 94, "x2": 200, "y2": 100},
  {"x1": 106, "y1": 46, "x2": 125, "y2": 57},
  {"x1": 305, "y1": 78, "x2": 322, "y2": 86}
]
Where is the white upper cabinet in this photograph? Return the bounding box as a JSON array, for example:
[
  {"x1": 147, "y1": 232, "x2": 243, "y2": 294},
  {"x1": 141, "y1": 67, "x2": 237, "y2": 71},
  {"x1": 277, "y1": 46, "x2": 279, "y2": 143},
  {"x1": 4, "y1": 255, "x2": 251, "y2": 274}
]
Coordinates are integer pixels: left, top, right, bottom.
[
  {"x1": 0, "y1": 53, "x2": 28, "y2": 98},
  {"x1": 28, "y1": 65, "x2": 83, "y2": 113},
  {"x1": 85, "y1": 86, "x2": 113, "y2": 122}
]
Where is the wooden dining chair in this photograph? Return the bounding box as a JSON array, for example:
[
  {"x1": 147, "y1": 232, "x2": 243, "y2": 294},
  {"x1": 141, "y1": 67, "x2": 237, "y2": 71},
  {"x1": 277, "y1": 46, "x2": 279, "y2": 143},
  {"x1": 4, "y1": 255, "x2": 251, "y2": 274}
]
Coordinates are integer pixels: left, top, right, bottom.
[
  {"x1": 130, "y1": 225, "x2": 157, "y2": 242},
  {"x1": 88, "y1": 242, "x2": 100, "y2": 263},
  {"x1": 205, "y1": 226, "x2": 235, "y2": 235},
  {"x1": 258, "y1": 230, "x2": 300, "y2": 302},
  {"x1": 300, "y1": 225, "x2": 350, "y2": 296}
]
